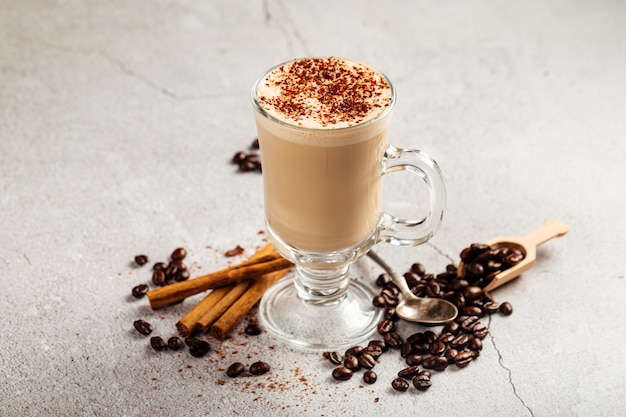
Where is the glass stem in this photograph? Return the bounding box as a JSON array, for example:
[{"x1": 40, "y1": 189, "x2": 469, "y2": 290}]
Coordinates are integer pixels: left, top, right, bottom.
[{"x1": 293, "y1": 265, "x2": 351, "y2": 305}]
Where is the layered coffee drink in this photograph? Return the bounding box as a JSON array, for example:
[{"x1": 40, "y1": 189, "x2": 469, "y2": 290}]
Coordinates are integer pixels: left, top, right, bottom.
[{"x1": 252, "y1": 57, "x2": 395, "y2": 253}]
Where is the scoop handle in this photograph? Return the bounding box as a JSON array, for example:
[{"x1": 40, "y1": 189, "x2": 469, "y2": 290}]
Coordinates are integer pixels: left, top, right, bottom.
[{"x1": 522, "y1": 219, "x2": 569, "y2": 247}]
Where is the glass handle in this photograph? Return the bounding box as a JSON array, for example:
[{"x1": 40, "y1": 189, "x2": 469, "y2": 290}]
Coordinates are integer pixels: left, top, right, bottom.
[{"x1": 376, "y1": 145, "x2": 447, "y2": 246}]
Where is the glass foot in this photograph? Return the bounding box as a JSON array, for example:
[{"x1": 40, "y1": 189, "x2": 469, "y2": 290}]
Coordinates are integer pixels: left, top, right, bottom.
[{"x1": 259, "y1": 275, "x2": 382, "y2": 351}]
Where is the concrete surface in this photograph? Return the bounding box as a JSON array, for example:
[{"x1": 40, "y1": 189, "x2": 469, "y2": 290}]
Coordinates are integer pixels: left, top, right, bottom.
[{"x1": 1, "y1": 0, "x2": 625, "y2": 416}]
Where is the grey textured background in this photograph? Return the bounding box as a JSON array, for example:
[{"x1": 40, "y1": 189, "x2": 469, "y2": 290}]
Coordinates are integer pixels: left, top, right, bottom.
[{"x1": 1, "y1": 0, "x2": 625, "y2": 416}]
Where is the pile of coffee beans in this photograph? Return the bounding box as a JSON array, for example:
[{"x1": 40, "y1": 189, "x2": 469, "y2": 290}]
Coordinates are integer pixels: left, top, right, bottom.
[
  {"x1": 232, "y1": 138, "x2": 262, "y2": 173},
  {"x1": 131, "y1": 247, "x2": 190, "y2": 297},
  {"x1": 326, "y1": 242, "x2": 516, "y2": 393}
]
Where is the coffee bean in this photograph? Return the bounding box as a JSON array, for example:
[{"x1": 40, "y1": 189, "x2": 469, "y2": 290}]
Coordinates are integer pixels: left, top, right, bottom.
[
  {"x1": 345, "y1": 346, "x2": 364, "y2": 357},
  {"x1": 171, "y1": 247, "x2": 187, "y2": 261},
  {"x1": 460, "y1": 247, "x2": 474, "y2": 262},
  {"x1": 232, "y1": 151, "x2": 247, "y2": 164},
  {"x1": 381, "y1": 289, "x2": 398, "y2": 306},
  {"x1": 375, "y1": 273, "x2": 392, "y2": 287},
  {"x1": 397, "y1": 365, "x2": 420, "y2": 379},
  {"x1": 463, "y1": 306, "x2": 483, "y2": 317},
  {"x1": 463, "y1": 285, "x2": 483, "y2": 300},
  {"x1": 443, "y1": 321, "x2": 460, "y2": 335},
  {"x1": 167, "y1": 336, "x2": 183, "y2": 351},
  {"x1": 470, "y1": 243, "x2": 491, "y2": 254},
  {"x1": 363, "y1": 345, "x2": 383, "y2": 359},
  {"x1": 391, "y1": 377, "x2": 410, "y2": 392},
  {"x1": 406, "y1": 332, "x2": 426, "y2": 345},
  {"x1": 411, "y1": 262, "x2": 426, "y2": 276},
  {"x1": 249, "y1": 361, "x2": 270, "y2": 375},
  {"x1": 422, "y1": 355, "x2": 448, "y2": 371},
  {"x1": 358, "y1": 353, "x2": 376, "y2": 369},
  {"x1": 405, "y1": 354, "x2": 423, "y2": 366},
  {"x1": 412, "y1": 343, "x2": 430, "y2": 355},
  {"x1": 438, "y1": 332, "x2": 455, "y2": 344},
  {"x1": 245, "y1": 323, "x2": 262, "y2": 336},
  {"x1": 134, "y1": 254, "x2": 149, "y2": 266},
  {"x1": 425, "y1": 281, "x2": 441, "y2": 297},
  {"x1": 165, "y1": 262, "x2": 179, "y2": 280},
  {"x1": 372, "y1": 295, "x2": 387, "y2": 307},
  {"x1": 400, "y1": 342, "x2": 414, "y2": 358},
  {"x1": 451, "y1": 279, "x2": 469, "y2": 291},
  {"x1": 188, "y1": 339, "x2": 211, "y2": 357},
  {"x1": 452, "y1": 292, "x2": 466, "y2": 309},
  {"x1": 428, "y1": 341, "x2": 446, "y2": 356},
  {"x1": 444, "y1": 348, "x2": 459, "y2": 364},
  {"x1": 483, "y1": 301, "x2": 501, "y2": 314},
  {"x1": 152, "y1": 270, "x2": 165, "y2": 286},
  {"x1": 468, "y1": 337, "x2": 483, "y2": 351},
  {"x1": 239, "y1": 159, "x2": 259, "y2": 172},
  {"x1": 383, "y1": 306, "x2": 398, "y2": 321},
  {"x1": 343, "y1": 355, "x2": 360, "y2": 372},
  {"x1": 175, "y1": 269, "x2": 190, "y2": 282},
  {"x1": 131, "y1": 284, "x2": 149, "y2": 298},
  {"x1": 332, "y1": 366, "x2": 353, "y2": 381},
  {"x1": 150, "y1": 336, "x2": 167, "y2": 351},
  {"x1": 377, "y1": 319, "x2": 394, "y2": 334},
  {"x1": 460, "y1": 316, "x2": 480, "y2": 333},
  {"x1": 412, "y1": 372, "x2": 432, "y2": 391},
  {"x1": 133, "y1": 319, "x2": 152, "y2": 335},
  {"x1": 423, "y1": 331, "x2": 437, "y2": 344},
  {"x1": 404, "y1": 272, "x2": 421, "y2": 288},
  {"x1": 486, "y1": 259, "x2": 503, "y2": 271},
  {"x1": 184, "y1": 337, "x2": 201, "y2": 346},
  {"x1": 505, "y1": 252, "x2": 524, "y2": 266},
  {"x1": 454, "y1": 351, "x2": 475, "y2": 368},
  {"x1": 472, "y1": 322, "x2": 489, "y2": 339},
  {"x1": 466, "y1": 262, "x2": 484, "y2": 278},
  {"x1": 500, "y1": 301, "x2": 513, "y2": 315},
  {"x1": 323, "y1": 351, "x2": 343, "y2": 365},
  {"x1": 153, "y1": 262, "x2": 167, "y2": 272},
  {"x1": 226, "y1": 362, "x2": 245, "y2": 377},
  {"x1": 450, "y1": 334, "x2": 470, "y2": 349},
  {"x1": 383, "y1": 332, "x2": 403, "y2": 349},
  {"x1": 363, "y1": 370, "x2": 377, "y2": 384},
  {"x1": 368, "y1": 339, "x2": 388, "y2": 353}
]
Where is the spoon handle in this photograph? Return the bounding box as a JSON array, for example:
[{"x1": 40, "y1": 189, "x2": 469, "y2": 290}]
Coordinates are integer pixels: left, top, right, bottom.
[
  {"x1": 522, "y1": 219, "x2": 569, "y2": 247},
  {"x1": 366, "y1": 250, "x2": 413, "y2": 296}
]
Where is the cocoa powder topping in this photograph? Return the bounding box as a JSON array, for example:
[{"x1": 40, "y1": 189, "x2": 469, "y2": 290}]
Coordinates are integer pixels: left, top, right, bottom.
[{"x1": 256, "y1": 57, "x2": 392, "y2": 128}]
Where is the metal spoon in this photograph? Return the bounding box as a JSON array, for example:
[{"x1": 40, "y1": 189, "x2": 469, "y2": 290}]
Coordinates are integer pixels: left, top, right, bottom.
[
  {"x1": 366, "y1": 250, "x2": 458, "y2": 326},
  {"x1": 457, "y1": 219, "x2": 569, "y2": 292}
]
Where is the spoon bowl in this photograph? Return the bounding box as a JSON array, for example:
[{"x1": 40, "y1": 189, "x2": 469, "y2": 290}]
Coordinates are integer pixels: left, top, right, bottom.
[
  {"x1": 367, "y1": 250, "x2": 458, "y2": 326},
  {"x1": 457, "y1": 219, "x2": 569, "y2": 292}
]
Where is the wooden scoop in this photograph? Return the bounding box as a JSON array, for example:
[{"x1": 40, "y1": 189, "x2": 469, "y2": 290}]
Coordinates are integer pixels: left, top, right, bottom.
[{"x1": 458, "y1": 219, "x2": 569, "y2": 292}]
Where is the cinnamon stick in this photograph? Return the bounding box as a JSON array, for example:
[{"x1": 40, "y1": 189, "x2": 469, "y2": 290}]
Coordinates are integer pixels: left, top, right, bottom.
[
  {"x1": 174, "y1": 243, "x2": 278, "y2": 336},
  {"x1": 146, "y1": 255, "x2": 292, "y2": 309},
  {"x1": 175, "y1": 285, "x2": 233, "y2": 337},
  {"x1": 196, "y1": 282, "x2": 251, "y2": 333},
  {"x1": 210, "y1": 268, "x2": 289, "y2": 340}
]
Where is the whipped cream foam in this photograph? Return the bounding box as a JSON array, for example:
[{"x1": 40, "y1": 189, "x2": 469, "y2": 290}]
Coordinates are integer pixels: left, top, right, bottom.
[{"x1": 255, "y1": 57, "x2": 393, "y2": 129}]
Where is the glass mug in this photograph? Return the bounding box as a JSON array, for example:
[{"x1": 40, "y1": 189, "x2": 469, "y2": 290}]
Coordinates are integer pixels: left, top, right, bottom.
[{"x1": 251, "y1": 57, "x2": 446, "y2": 350}]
